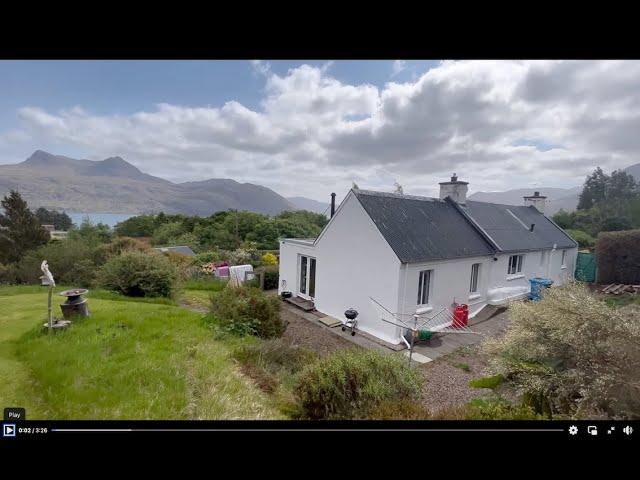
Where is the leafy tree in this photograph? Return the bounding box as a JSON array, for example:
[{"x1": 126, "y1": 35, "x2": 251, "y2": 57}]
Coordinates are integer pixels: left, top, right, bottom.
[
  {"x1": 606, "y1": 169, "x2": 638, "y2": 204},
  {"x1": 194, "y1": 224, "x2": 237, "y2": 250},
  {"x1": 578, "y1": 167, "x2": 608, "y2": 210},
  {"x1": 152, "y1": 221, "x2": 186, "y2": 246},
  {"x1": 68, "y1": 218, "x2": 112, "y2": 246},
  {"x1": 34, "y1": 207, "x2": 73, "y2": 231},
  {"x1": 552, "y1": 209, "x2": 573, "y2": 229},
  {"x1": 0, "y1": 190, "x2": 50, "y2": 264},
  {"x1": 601, "y1": 216, "x2": 632, "y2": 232},
  {"x1": 565, "y1": 229, "x2": 596, "y2": 249},
  {"x1": 114, "y1": 215, "x2": 156, "y2": 237}
]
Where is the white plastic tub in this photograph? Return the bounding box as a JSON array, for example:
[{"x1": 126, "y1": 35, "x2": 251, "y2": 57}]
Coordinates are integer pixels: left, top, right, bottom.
[{"x1": 487, "y1": 286, "x2": 529, "y2": 306}]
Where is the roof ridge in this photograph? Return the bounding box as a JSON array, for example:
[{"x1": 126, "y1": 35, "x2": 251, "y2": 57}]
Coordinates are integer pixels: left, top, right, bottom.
[{"x1": 353, "y1": 188, "x2": 441, "y2": 202}]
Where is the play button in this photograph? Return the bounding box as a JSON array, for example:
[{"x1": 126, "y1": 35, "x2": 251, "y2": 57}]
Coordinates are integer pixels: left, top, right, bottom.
[{"x1": 3, "y1": 424, "x2": 16, "y2": 437}]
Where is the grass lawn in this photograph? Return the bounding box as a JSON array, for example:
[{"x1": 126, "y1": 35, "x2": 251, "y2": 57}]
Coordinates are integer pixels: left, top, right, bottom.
[
  {"x1": 0, "y1": 285, "x2": 282, "y2": 420},
  {"x1": 604, "y1": 293, "x2": 640, "y2": 308}
]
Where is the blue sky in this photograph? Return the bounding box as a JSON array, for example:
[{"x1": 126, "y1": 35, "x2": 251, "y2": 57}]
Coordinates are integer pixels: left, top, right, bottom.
[
  {"x1": 0, "y1": 60, "x2": 636, "y2": 201},
  {"x1": 0, "y1": 60, "x2": 438, "y2": 126}
]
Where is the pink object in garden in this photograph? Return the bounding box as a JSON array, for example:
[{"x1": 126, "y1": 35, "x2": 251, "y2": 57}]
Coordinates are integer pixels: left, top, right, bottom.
[{"x1": 216, "y1": 266, "x2": 230, "y2": 278}]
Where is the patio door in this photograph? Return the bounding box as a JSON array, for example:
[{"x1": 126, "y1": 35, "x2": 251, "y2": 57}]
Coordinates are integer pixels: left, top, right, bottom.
[{"x1": 298, "y1": 255, "x2": 316, "y2": 299}]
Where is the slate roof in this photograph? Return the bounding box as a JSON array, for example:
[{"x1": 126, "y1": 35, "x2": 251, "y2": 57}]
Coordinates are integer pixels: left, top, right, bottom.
[
  {"x1": 154, "y1": 245, "x2": 196, "y2": 257},
  {"x1": 352, "y1": 189, "x2": 577, "y2": 263},
  {"x1": 462, "y1": 201, "x2": 577, "y2": 252},
  {"x1": 353, "y1": 190, "x2": 495, "y2": 263}
]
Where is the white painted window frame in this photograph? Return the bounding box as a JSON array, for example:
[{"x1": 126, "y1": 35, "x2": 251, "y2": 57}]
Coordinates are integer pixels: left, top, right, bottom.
[
  {"x1": 507, "y1": 254, "x2": 525, "y2": 276},
  {"x1": 417, "y1": 269, "x2": 433, "y2": 306},
  {"x1": 470, "y1": 263, "x2": 481, "y2": 294}
]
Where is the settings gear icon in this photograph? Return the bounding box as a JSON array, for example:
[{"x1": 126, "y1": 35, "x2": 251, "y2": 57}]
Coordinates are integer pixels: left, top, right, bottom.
[{"x1": 568, "y1": 425, "x2": 578, "y2": 435}]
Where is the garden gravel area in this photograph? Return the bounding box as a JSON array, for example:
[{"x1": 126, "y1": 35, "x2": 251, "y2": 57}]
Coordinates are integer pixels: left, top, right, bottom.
[
  {"x1": 419, "y1": 345, "x2": 496, "y2": 414},
  {"x1": 280, "y1": 305, "x2": 360, "y2": 357}
]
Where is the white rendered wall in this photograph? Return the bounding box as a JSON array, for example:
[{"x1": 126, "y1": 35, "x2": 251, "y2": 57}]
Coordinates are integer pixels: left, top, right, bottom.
[
  {"x1": 397, "y1": 247, "x2": 579, "y2": 327},
  {"x1": 313, "y1": 193, "x2": 402, "y2": 344},
  {"x1": 397, "y1": 255, "x2": 495, "y2": 321},
  {"x1": 278, "y1": 240, "x2": 316, "y2": 295},
  {"x1": 486, "y1": 247, "x2": 578, "y2": 293}
]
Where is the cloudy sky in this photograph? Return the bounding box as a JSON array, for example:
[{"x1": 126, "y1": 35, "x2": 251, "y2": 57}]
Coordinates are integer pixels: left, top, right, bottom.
[{"x1": 0, "y1": 60, "x2": 638, "y2": 201}]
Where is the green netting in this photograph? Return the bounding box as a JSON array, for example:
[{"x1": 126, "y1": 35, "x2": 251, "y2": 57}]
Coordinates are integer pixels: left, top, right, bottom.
[{"x1": 575, "y1": 252, "x2": 597, "y2": 283}]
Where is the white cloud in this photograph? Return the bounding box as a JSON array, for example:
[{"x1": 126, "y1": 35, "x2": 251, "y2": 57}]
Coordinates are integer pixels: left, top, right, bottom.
[
  {"x1": 391, "y1": 60, "x2": 407, "y2": 77},
  {"x1": 250, "y1": 60, "x2": 271, "y2": 76},
  {"x1": 4, "y1": 60, "x2": 640, "y2": 200}
]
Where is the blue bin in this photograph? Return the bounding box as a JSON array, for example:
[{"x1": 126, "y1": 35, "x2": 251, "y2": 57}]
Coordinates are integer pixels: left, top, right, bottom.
[{"x1": 529, "y1": 277, "x2": 554, "y2": 301}]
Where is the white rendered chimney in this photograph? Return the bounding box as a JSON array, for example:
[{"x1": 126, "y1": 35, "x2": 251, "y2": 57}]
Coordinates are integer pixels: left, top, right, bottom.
[
  {"x1": 439, "y1": 173, "x2": 469, "y2": 204},
  {"x1": 524, "y1": 191, "x2": 547, "y2": 214}
]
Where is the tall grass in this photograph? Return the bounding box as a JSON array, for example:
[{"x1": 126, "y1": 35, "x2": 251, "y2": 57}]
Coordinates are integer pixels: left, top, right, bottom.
[{"x1": 0, "y1": 287, "x2": 281, "y2": 419}]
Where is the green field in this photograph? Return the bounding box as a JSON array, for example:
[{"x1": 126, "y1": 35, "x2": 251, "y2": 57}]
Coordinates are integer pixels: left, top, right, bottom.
[{"x1": 0, "y1": 285, "x2": 281, "y2": 419}]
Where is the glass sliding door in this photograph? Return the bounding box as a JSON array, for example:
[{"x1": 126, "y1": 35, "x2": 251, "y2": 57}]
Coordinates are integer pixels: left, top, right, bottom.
[
  {"x1": 309, "y1": 258, "x2": 316, "y2": 298},
  {"x1": 299, "y1": 256, "x2": 308, "y2": 295},
  {"x1": 298, "y1": 255, "x2": 317, "y2": 299}
]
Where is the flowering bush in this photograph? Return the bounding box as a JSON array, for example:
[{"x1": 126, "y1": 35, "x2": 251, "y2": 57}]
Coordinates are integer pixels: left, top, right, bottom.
[
  {"x1": 483, "y1": 282, "x2": 640, "y2": 419},
  {"x1": 200, "y1": 262, "x2": 217, "y2": 275},
  {"x1": 261, "y1": 252, "x2": 278, "y2": 266}
]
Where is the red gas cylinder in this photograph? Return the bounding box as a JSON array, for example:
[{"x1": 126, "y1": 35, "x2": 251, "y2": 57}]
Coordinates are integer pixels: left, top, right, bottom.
[{"x1": 453, "y1": 304, "x2": 469, "y2": 328}]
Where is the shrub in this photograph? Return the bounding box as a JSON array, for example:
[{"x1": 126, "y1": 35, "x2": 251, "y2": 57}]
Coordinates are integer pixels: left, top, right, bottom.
[
  {"x1": 262, "y1": 265, "x2": 279, "y2": 290},
  {"x1": 469, "y1": 374, "x2": 504, "y2": 389},
  {"x1": 366, "y1": 399, "x2": 432, "y2": 420},
  {"x1": 465, "y1": 399, "x2": 541, "y2": 420},
  {"x1": 209, "y1": 285, "x2": 283, "y2": 338},
  {"x1": 596, "y1": 229, "x2": 640, "y2": 284},
  {"x1": 293, "y1": 349, "x2": 423, "y2": 419},
  {"x1": 98, "y1": 251, "x2": 179, "y2": 298},
  {"x1": 13, "y1": 238, "x2": 100, "y2": 286},
  {"x1": 233, "y1": 338, "x2": 317, "y2": 393},
  {"x1": 261, "y1": 252, "x2": 278, "y2": 266},
  {"x1": 162, "y1": 251, "x2": 196, "y2": 281},
  {"x1": 484, "y1": 282, "x2": 640, "y2": 419},
  {"x1": 0, "y1": 263, "x2": 17, "y2": 284},
  {"x1": 194, "y1": 250, "x2": 223, "y2": 266},
  {"x1": 565, "y1": 229, "x2": 596, "y2": 249},
  {"x1": 96, "y1": 236, "x2": 150, "y2": 263}
]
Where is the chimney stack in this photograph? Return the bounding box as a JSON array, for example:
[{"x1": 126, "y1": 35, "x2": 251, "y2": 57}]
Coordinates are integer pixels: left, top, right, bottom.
[
  {"x1": 523, "y1": 191, "x2": 547, "y2": 214},
  {"x1": 439, "y1": 173, "x2": 469, "y2": 204},
  {"x1": 330, "y1": 192, "x2": 336, "y2": 218}
]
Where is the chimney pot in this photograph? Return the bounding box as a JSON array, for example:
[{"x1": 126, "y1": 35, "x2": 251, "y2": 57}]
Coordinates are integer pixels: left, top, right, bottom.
[
  {"x1": 523, "y1": 191, "x2": 547, "y2": 214},
  {"x1": 439, "y1": 174, "x2": 468, "y2": 204}
]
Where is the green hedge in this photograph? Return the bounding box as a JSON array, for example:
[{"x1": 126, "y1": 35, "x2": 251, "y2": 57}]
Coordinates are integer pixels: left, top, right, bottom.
[{"x1": 596, "y1": 229, "x2": 640, "y2": 284}]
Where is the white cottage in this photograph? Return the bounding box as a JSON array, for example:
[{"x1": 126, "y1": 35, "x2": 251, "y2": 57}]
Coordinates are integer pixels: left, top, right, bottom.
[{"x1": 278, "y1": 175, "x2": 578, "y2": 345}]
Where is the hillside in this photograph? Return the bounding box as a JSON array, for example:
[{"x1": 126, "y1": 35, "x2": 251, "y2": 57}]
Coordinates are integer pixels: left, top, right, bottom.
[
  {"x1": 286, "y1": 196, "x2": 329, "y2": 215},
  {"x1": 0, "y1": 150, "x2": 296, "y2": 216},
  {"x1": 468, "y1": 186, "x2": 582, "y2": 215},
  {"x1": 624, "y1": 162, "x2": 640, "y2": 181}
]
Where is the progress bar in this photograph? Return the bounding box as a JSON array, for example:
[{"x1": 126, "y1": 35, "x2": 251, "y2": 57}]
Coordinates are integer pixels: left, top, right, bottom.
[{"x1": 52, "y1": 428, "x2": 565, "y2": 432}]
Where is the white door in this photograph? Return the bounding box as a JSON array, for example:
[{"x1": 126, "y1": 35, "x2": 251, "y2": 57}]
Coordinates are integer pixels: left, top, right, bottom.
[{"x1": 298, "y1": 255, "x2": 316, "y2": 299}]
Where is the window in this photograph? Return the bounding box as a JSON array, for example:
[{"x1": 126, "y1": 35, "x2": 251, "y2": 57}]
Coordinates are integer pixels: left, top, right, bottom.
[
  {"x1": 561, "y1": 250, "x2": 566, "y2": 267},
  {"x1": 417, "y1": 270, "x2": 432, "y2": 305},
  {"x1": 508, "y1": 254, "x2": 524, "y2": 275},
  {"x1": 470, "y1": 263, "x2": 481, "y2": 293}
]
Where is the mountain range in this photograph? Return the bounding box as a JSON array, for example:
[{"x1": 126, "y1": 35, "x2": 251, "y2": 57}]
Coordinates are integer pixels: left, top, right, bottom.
[
  {"x1": 1, "y1": 150, "x2": 638, "y2": 217},
  {"x1": 468, "y1": 162, "x2": 640, "y2": 215},
  {"x1": 0, "y1": 151, "x2": 300, "y2": 216}
]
